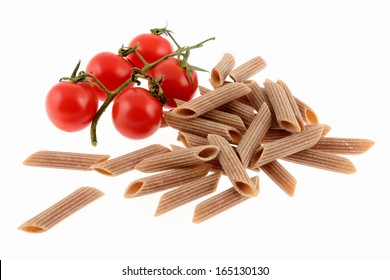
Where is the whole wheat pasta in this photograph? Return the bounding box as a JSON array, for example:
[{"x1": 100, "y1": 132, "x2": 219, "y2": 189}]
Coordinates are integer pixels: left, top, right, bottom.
[
  {"x1": 172, "y1": 82, "x2": 251, "y2": 118},
  {"x1": 160, "y1": 115, "x2": 168, "y2": 128},
  {"x1": 229, "y1": 56, "x2": 267, "y2": 82},
  {"x1": 283, "y1": 149, "x2": 356, "y2": 174},
  {"x1": 198, "y1": 85, "x2": 212, "y2": 95},
  {"x1": 200, "y1": 109, "x2": 247, "y2": 133},
  {"x1": 262, "y1": 123, "x2": 331, "y2": 143},
  {"x1": 18, "y1": 186, "x2": 104, "y2": 233},
  {"x1": 210, "y1": 53, "x2": 236, "y2": 87},
  {"x1": 155, "y1": 172, "x2": 222, "y2": 216},
  {"x1": 264, "y1": 79, "x2": 301, "y2": 132},
  {"x1": 177, "y1": 131, "x2": 209, "y2": 147},
  {"x1": 250, "y1": 125, "x2": 324, "y2": 168},
  {"x1": 134, "y1": 145, "x2": 220, "y2": 173},
  {"x1": 23, "y1": 150, "x2": 110, "y2": 171},
  {"x1": 276, "y1": 80, "x2": 305, "y2": 131},
  {"x1": 237, "y1": 103, "x2": 272, "y2": 167},
  {"x1": 207, "y1": 134, "x2": 258, "y2": 197},
  {"x1": 164, "y1": 111, "x2": 242, "y2": 144},
  {"x1": 192, "y1": 176, "x2": 259, "y2": 223},
  {"x1": 219, "y1": 100, "x2": 256, "y2": 127},
  {"x1": 311, "y1": 137, "x2": 375, "y2": 155},
  {"x1": 260, "y1": 160, "x2": 297, "y2": 197},
  {"x1": 294, "y1": 96, "x2": 318, "y2": 124},
  {"x1": 124, "y1": 164, "x2": 211, "y2": 198},
  {"x1": 92, "y1": 144, "x2": 171, "y2": 176}
]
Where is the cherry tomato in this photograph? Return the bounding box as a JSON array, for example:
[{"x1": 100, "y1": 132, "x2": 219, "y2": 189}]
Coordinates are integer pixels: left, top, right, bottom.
[
  {"x1": 150, "y1": 58, "x2": 198, "y2": 108},
  {"x1": 45, "y1": 81, "x2": 98, "y2": 132},
  {"x1": 112, "y1": 87, "x2": 162, "y2": 139},
  {"x1": 127, "y1": 34, "x2": 174, "y2": 69},
  {"x1": 85, "y1": 51, "x2": 133, "y2": 101}
]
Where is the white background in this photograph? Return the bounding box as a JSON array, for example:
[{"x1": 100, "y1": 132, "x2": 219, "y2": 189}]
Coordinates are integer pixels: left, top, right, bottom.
[{"x1": 1, "y1": 0, "x2": 389, "y2": 278}]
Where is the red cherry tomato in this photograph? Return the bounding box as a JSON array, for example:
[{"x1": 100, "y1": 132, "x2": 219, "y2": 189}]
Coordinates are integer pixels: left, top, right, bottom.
[
  {"x1": 127, "y1": 34, "x2": 174, "y2": 69},
  {"x1": 85, "y1": 51, "x2": 133, "y2": 101},
  {"x1": 150, "y1": 58, "x2": 198, "y2": 108},
  {"x1": 112, "y1": 87, "x2": 162, "y2": 139},
  {"x1": 45, "y1": 81, "x2": 98, "y2": 132}
]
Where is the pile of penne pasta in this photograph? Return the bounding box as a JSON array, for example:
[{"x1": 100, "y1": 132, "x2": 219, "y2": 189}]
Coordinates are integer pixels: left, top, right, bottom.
[{"x1": 20, "y1": 53, "x2": 374, "y2": 232}]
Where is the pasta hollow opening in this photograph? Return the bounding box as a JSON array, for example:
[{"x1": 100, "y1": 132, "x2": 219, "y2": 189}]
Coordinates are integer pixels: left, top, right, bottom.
[
  {"x1": 197, "y1": 147, "x2": 219, "y2": 160},
  {"x1": 93, "y1": 167, "x2": 113, "y2": 176},
  {"x1": 19, "y1": 226, "x2": 44, "y2": 233},
  {"x1": 250, "y1": 148, "x2": 263, "y2": 167},
  {"x1": 280, "y1": 121, "x2": 300, "y2": 132},
  {"x1": 235, "y1": 181, "x2": 257, "y2": 197},
  {"x1": 306, "y1": 110, "x2": 318, "y2": 124},
  {"x1": 211, "y1": 70, "x2": 221, "y2": 85},
  {"x1": 228, "y1": 130, "x2": 242, "y2": 143},
  {"x1": 174, "y1": 108, "x2": 197, "y2": 117},
  {"x1": 126, "y1": 182, "x2": 144, "y2": 196}
]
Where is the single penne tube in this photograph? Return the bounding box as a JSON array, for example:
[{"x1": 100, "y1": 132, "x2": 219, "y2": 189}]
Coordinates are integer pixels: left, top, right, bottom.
[
  {"x1": 18, "y1": 186, "x2": 104, "y2": 233},
  {"x1": 260, "y1": 160, "x2": 297, "y2": 197},
  {"x1": 311, "y1": 137, "x2": 375, "y2": 155},
  {"x1": 229, "y1": 56, "x2": 267, "y2": 82},
  {"x1": 192, "y1": 176, "x2": 259, "y2": 223},
  {"x1": 294, "y1": 96, "x2": 319, "y2": 124},
  {"x1": 160, "y1": 115, "x2": 168, "y2": 128},
  {"x1": 164, "y1": 111, "x2": 242, "y2": 144},
  {"x1": 200, "y1": 109, "x2": 247, "y2": 133},
  {"x1": 92, "y1": 144, "x2": 171, "y2": 176},
  {"x1": 134, "y1": 145, "x2": 220, "y2": 173},
  {"x1": 218, "y1": 99, "x2": 256, "y2": 127},
  {"x1": 23, "y1": 150, "x2": 110, "y2": 171},
  {"x1": 198, "y1": 85, "x2": 212, "y2": 95},
  {"x1": 264, "y1": 79, "x2": 301, "y2": 132},
  {"x1": 250, "y1": 124, "x2": 324, "y2": 168},
  {"x1": 207, "y1": 134, "x2": 258, "y2": 197},
  {"x1": 155, "y1": 172, "x2": 222, "y2": 216},
  {"x1": 282, "y1": 149, "x2": 356, "y2": 174},
  {"x1": 276, "y1": 80, "x2": 305, "y2": 131},
  {"x1": 237, "y1": 103, "x2": 272, "y2": 167},
  {"x1": 172, "y1": 82, "x2": 251, "y2": 118},
  {"x1": 177, "y1": 131, "x2": 209, "y2": 147},
  {"x1": 124, "y1": 164, "x2": 211, "y2": 198},
  {"x1": 262, "y1": 123, "x2": 331, "y2": 143},
  {"x1": 210, "y1": 53, "x2": 236, "y2": 87}
]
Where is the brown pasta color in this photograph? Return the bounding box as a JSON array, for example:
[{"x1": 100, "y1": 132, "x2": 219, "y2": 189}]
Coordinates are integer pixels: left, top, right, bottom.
[
  {"x1": 200, "y1": 110, "x2": 247, "y2": 133},
  {"x1": 218, "y1": 100, "x2": 256, "y2": 127},
  {"x1": 155, "y1": 172, "x2": 222, "y2": 216},
  {"x1": 250, "y1": 125, "x2": 324, "y2": 168},
  {"x1": 229, "y1": 56, "x2": 267, "y2": 82},
  {"x1": 282, "y1": 149, "x2": 356, "y2": 174},
  {"x1": 210, "y1": 53, "x2": 236, "y2": 87},
  {"x1": 198, "y1": 85, "x2": 212, "y2": 95},
  {"x1": 294, "y1": 96, "x2": 319, "y2": 124},
  {"x1": 260, "y1": 160, "x2": 297, "y2": 197},
  {"x1": 23, "y1": 150, "x2": 110, "y2": 171},
  {"x1": 92, "y1": 144, "x2": 171, "y2": 176},
  {"x1": 311, "y1": 137, "x2": 375, "y2": 155},
  {"x1": 207, "y1": 134, "x2": 258, "y2": 197},
  {"x1": 172, "y1": 83, "x2": 251, "y2": 118},
  {"x1": 177, "y1": 131, "x2": 209, "y2": 147},
  {"x1": 124, "y1": 164, "x2": 212, "y2": 198},
  {"x1": 18, "y1": 186, "x2": 104, "y2": 233},
  {"x1": 192, "y1": 176, "x2": 259, "y2": 223}
]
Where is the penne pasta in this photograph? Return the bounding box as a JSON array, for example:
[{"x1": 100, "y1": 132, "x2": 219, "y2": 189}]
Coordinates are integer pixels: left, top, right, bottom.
[
  {"x1": 311, "y1": 137, "x2": 375, "y2": 155},
  {"x1": 164, "y1": 111, "x2": 242, "y2": 144},
  {"x1": 200, "y1": 109, "x2": 247, "y2": 133},
  {"x1": 134, "y1": 145, "x2": 220, "y2": 173},
  {"x1": 283, "y1": 149, "x2": 356, "y2": 174},
  {"x1": 177, "y1": 131, "x2": 209, "y2": 147},
  {"x1": 18, "y1": 186, "x2": 104, "y2": 233},
  {"x1": 160, "y1": 115, "x2": 168, "y2": 128},
  {"x1": 250, "y1": 125, "x2": 324, "y2": 168},
  {"x1": 23, "y1": 150, "x2": 110, "y2": 171},
  {"x1": 264, "y1": 79, "x2": 301, "y2": 132},
  {"x1": 172, "y1": 83, "x2": 251, "y2": 118},
  {"x1": 198, "y1": 85, "x2": 212, "y2": 95},
  {"x1": 210, "y1": 53, "x2": 236, "y2": 87},
  {"x1": 237, "y1": 103, "x2": 272, "y2": 167},
  {"x1": 229, "y1": 56, "x2": 267, "y2": 82},
  {"x1": 260, "y1": 160, "x2": 297, "y2": 197},
  {"x1": 124, "y1": 164, "x2": 211, "y2": 198},
  {"x1": 92, "y1": 144, "x2": 171, "y2": 176},
  {"x1": 207, "y1": 134, "x2": 258, "y2": 197},
  {"x1": 155, "y1": 172, "x2": 222, "y2": 216},
  {"x1": 294, "y1": 96, "x2": 318, "y2": 124},
  {"x1": 218, "y1": 99, "x2": 256, "y2": 127},
  {"x1": 192, "y1": 176, "x2": 259, "y2": 223}
]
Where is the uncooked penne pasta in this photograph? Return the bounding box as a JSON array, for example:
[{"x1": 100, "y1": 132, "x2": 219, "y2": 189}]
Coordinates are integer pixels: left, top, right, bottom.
[
  {"x1": 294, "y1": 96, "x2": 318, "y2": 124},
  {"x1": 172, "y1": 83, "x2": 251, "y2": 118},
  {"x1": 192, "y1": 176, "x2": 259, "y2": 223},
  {"x1": 260, "y1": 160, "x2": 297, "y2": 197},
  {"x1": 177, "y1": 131, "x2": 209, "y2": 147},
  {"x1": 229, "y1": 56, "x2": 266, "y2": 82},
  {"x1": 18, "y1": 186, "x2": 104, "y2": 233},
  {"x1": 124, "y1": 164, "x2": 211, "y2": 198},
  {"x1": 23, "y1": 150, "x2": 110, "y2": 171},
  {"x1": 200, "y1": 109, "x2": 247, "y2": 133},
  {"x1": 160, "y1": 115, "x2": 168, "y2": 128},
  {"x1": 134, "y1": 145, "x2": 219, "y2": 172},
  {"x1": 264, "y1": 79, "x2": 301, "y2": 132},
  {"x1": 198, "y1": 85, "x2": 212, "y2": 95},
  {"x1": 207, "y1": 134, "x2": 258, "y2": 197},
  {"x1": 210, "y1": 53, "x2": 236, "y2": 87},
  {"x1": 283, "y1": 149, "x2": 356, "y2": 174},
  {"x1": 164, "y1": 111, "x2": 242, "y2": 144},
  {"x1": 219, "y1": 99, "x2": 256, "y2": 127},
  {"x1": 155, "y1": 172, "x2": 222, "y2": 216},
  {"x1": 92, "y1": 144, "x2": 171, "y2": 176},
  {"x1": 250, "y1": 125, "x2": 324, "y2": 168},
  {"x1": 276, "y1": 80, "x2": 305, "y2": 131},
  {"x1": 311, "y1": 137, "x2": 375, "y2": 155},
  {"x1": 237, "y1": 103, "x2": 272, "y2": 167}
]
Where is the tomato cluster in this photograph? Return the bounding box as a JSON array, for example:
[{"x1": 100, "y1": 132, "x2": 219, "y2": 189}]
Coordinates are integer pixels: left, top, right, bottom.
[{"x1": 45, "y1": 30, "x2": 203, "y2": 143}]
